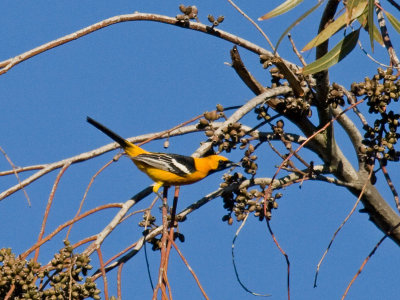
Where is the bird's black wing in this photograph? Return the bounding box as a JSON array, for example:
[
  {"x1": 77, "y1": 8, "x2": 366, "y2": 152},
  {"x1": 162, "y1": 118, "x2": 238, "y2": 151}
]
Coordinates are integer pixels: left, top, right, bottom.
[{"x1": 132, "y1": 153, "x2": 196, "y2": 177}]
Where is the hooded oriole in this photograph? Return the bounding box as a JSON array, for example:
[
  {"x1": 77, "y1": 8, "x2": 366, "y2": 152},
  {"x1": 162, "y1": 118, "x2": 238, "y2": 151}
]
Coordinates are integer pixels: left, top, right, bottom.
[{"x1": 87, "y1": 117, "x2": 236, "y2": 192}]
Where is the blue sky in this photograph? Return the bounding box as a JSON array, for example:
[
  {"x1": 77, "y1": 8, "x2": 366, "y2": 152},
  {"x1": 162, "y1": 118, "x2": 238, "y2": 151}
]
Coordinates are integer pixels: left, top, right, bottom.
[{"x1": 1, "y1": 1, "x2": 400, "y2": 299}]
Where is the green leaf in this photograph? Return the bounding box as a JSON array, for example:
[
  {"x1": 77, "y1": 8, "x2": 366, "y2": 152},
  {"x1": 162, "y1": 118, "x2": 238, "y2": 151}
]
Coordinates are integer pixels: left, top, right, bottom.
[
  {"x1": 302, "y1": 1, "x2": 367, "y2": 51},
  {"x1": 274, "y1": 0, "x2": 325, "y2": 54},
  {"x1": 258, "y1": 0, "x2": 303, "y2": 21},
  {"x1": 385, "y1": 11, "x2": 400, "y2": 34},
  {"x1": 302, "y1": 28, "x2": 361, "y2": 75},
  {"x1": 371, "y1": 24, "x2": 384, "y2": 45},
  {"x1": 346, "y1": 0, "x2": 364, "y2": 24},
  {"x1": 367, "y1": 0, "x2": 374, "y2": 52},
  {"x1": 358, "y1": 11, "x2": 384, "y2": 46}
]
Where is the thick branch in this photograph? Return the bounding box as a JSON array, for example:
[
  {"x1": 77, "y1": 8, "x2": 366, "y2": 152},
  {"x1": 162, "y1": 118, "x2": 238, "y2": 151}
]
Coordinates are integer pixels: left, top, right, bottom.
[
  {"x1": 230, "y1": 45, "x2": 266, "y2": 95},
  {"x1": 349, "y1": 172, "x2": 400, "y2": 246},
  {"x1": 331, "y1": 106, "x2": 364, "y2": 168},
  {"x1": 315, "y1": 0, "x2": 339, "y2": 116}
]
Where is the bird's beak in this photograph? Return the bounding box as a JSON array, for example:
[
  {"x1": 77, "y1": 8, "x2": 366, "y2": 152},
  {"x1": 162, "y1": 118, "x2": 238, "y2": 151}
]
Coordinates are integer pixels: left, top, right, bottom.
[{"x1": 224, "y1": 161, "x2": 241, "y2": 169}]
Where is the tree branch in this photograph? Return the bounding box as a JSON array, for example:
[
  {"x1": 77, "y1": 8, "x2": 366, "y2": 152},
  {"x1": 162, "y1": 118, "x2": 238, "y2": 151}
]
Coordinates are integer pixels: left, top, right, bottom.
[{"x1": 0, "y1": 12, "x2": 298, "y2": 76}]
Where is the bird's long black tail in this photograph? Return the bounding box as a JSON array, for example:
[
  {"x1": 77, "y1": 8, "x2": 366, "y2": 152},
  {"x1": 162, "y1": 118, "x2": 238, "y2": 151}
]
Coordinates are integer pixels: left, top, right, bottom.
[{"x1": 87, "y1": 116, "x2": 129, "y2": 149}]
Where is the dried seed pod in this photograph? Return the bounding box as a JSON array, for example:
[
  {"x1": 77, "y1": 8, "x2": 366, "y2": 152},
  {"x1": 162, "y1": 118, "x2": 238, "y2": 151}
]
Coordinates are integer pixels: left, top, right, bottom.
[
  {"x1": 220, "y1": 182, "x2": 228, "y2": 188},
  {"x1": 232, "y1": 122, "x2": 241, "y2": 129},
  {"x1": 203, "y1": 111, "x2": 212, "y2": 120},
  {"x1": 179, "y1": 4, "x2": 186, "y2": 13},
  {"x1": 230, "y1": 129, "x2": 238, "y2": 136},
  {"x1": 188, "y1": 6, "x2": 198, "y2": 18},
  {"x1": 199, "y1": 118, "x2": 209, "y2": 126},
  {"x1": 216, "y1": 103, "x2": 224, "y2": 112},
  {"x1": 205, "y1": 130, "x2": 214, "y2": 137},
  {"x1": 270, "y1": 67, "x2": 279, "y2": 73},
  {"x1": 209, "y1": 110, "x2": 218, "y2": 120},
  {"x1": 163, "y1": 140, "x2": 170, "y2": 149},
  {"x1": 276, "y1": 119, "x2": 284, "y2": 128},
  {"x1": 248, "y1": 144, "x2": 255, "y2": 153}
]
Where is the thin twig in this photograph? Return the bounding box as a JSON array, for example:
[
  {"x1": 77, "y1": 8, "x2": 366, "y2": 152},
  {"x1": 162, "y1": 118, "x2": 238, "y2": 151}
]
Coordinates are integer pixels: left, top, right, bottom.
[
  {"x1": 0, "y1": 146, "x2": 31, "y2": 205},
  {"x1": 117, "y1": 262, "x2": 124, "y2": 300},
  {"x1": 266, "y1": 220, "x2": 290, "y2": 300},
  {"x1": 4, "y1": 284, "x2": 15, "y2": 300},
  {"x1": 153, "y1": 187, "x2": 170, "y2": 300},
  {"x1": 93, "y1": 188, "x2": 228, "y2": 275},
  {"x1": 66, "y1": 159, "x2": 114, "y2": 239},
  {"x1": 0, "y1": 122, "x2": 203, "y2": 201},
  {"x1": 34, "y1": 161, "x2": 72, "y2": 262},
  {"x1": 387, "y1": 0, "x2": 400, "y2": 11},
  {"x1": 314, "y1": 166, "x2": 374, "y2": 287},
  {"x1": 226, "y1": 0, "x2": 275, "y2": 51},
  {"x1": 357, "y1": 39, "x2": 393, "y2": 69},
  {"x1": 341, "y1": 222, "x2": 400, "y2": 300},
  {"x1": 287, "y1": 33, "x2": 306, "y2": 67},
  {"x1": 380, "y1": 162, "x2": 400, "y2": 213},
  {"x1": 166, "y1": 234, "x2": 210, "y2": 300},
  {"x1": 164, "y1": 187, "x2": 180, "y2": 276},
  {"x1": 0, "y1": 164, "x2": 45, "y2": 176},
  {"x1": 194, "y1": 87, "x2": 293, "y2": 157},
  {"x1": 263, "y1": 98, "x2": 365, "y2": 206},
  {"x1": 20, "y1": 203, "x2": 123, "y2": 260},
  {"x1": 96, "y1": 248, "x2": 109, "y2": 300},
  {"x1": 338, "y1": 84, "x2": 368, "y2": 126},
  {"x1": 232, "y1": 213, "x2": 271, "y2": 297},
  {"x1": 84, "y1": 186, "x2": 153, "y2": 256}
]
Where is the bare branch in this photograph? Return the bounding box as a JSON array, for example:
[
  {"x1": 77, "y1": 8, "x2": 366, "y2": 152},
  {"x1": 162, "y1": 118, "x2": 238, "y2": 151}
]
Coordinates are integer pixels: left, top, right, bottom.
[
  {"x1": 84, "y1": 187, "x2": 153, "y2": 256},
  {"x1": 230, "y1": 46, "x2": 266, "y2": 95},
  {"x1": 375, "y1": 1, "x2": 400, "y2": 67},
  {"x1": 227, "y1": 0, "x2": 275, "y2": 51},
  {"x1": 0, "y1": 12, "x2": 299, "y2": 76},
  {"x1": 0, "y1": 124, "x2": 204, "y2": 201},
  {"x1": 194, "y1": 87, "x2": 293, "y2": 157},
  {"x1": 315, "y1": 0, "x2": 340, "y2": 124},
  {"x1": 331, "y1": 106, "x2": 364, "y2": 168}
]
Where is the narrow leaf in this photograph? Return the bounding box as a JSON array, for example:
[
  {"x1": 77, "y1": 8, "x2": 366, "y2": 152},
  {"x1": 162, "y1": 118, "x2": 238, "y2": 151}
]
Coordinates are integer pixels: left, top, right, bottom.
[
  {"x1": 346, "y1": 0, "x2": 363, "y2": 24},
  {"x1": 302, "y1": 28, "x2": 361, "y2": 75},
  {"x1": 272, "y1": 57, "x2": 305, "y2": 97},
  {"x1": 302, "y1": 1, "x2": 367, "y2": 51},
  {"x1": 367, "y1": 0, "x2": 374, "y2": 52},
  {"x1": 258, "y1": 0, "x2": 303, "y2": 21},
  {"x1": 358, "y1": 11, "x2": 384, "y2": 46},
  {"x1": 385, "y1": 11, "x2": 400, "y2": 34},
  {"x1": 371, "y1": 24, "x2": 384, "y2": 45},
  {"x1": 274, "y1": 0, "x2": 325, "y2": 54}
]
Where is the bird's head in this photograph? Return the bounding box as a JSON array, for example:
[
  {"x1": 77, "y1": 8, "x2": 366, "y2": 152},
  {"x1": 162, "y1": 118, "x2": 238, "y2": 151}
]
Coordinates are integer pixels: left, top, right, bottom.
[{"x1": 206, "y1": 155, "x2": 239, "y2": 173}]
